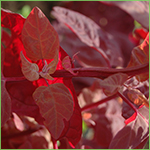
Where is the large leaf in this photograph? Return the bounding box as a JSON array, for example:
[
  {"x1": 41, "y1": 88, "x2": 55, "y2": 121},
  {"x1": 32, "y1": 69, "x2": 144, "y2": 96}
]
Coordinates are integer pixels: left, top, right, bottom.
[
  {"x1": 99, "y1": 73, "x2": 128, "y2": 96},
  {"x1": 52, "y1": 6, "x2": 123, "y2": 67},
  {"x1": 33, "y1": 83, "x2": 74, "y2": 139},
  {"x1": 1, "y1": 75, "x2": 11, "y2": 127},
  {"x1": 109, "y1": 106, "x2": 149, "y2": 149},
  {"x1": 21, "y1": 7, "x2": 59, "y2": 61},
  {"x1": 102, "y1": 1, "x2": 149, "y2": 29},
  {"x1": 20, "y1": 51, "x2": 39, "y2": 81}
]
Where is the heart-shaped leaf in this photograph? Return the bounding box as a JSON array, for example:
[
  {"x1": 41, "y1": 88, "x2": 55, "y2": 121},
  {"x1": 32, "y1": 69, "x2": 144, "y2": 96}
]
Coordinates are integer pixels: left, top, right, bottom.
[
  {"x1": 99, "y1": 73, "x2": 128, "y2": 96},
  {"x1": 21, "y1": 7, "x2": 59, "y2": 61},
  {"x1": 20, "y1": 51, "x2": 39, "y2": 81},
  {"x1": 33, "y1": 83, "x2": 74, "y2": 139}
]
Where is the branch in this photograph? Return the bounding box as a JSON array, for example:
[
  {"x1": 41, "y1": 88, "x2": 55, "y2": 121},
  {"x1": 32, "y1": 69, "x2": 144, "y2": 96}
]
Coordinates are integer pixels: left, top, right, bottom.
[
  {"x1": 51, "y1": 63, "x2": 149, "y2": 79},
  {"x1": 81, "y1": 93, "x2": 118, "y2": 112}
]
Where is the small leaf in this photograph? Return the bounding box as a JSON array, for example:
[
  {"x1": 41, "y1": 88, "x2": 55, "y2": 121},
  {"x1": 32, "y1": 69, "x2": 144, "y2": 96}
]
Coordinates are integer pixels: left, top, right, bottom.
[
  {"x1": 128, "y1": 33, "x2": 149, "y2": 81},
  {"x1": 22, "y1": 7, "x2": 59, "y2": 61},
  {"x1": 32, "y1": 83, "x2": 74, "y2": 139},
  {"x1": 62, "y1": 56, "x2": 78, "y2": 75},
  {"x1": 20, "y1": 51, "x2": 39, "y2": 81},
  {"x1": 100, "y1": 73, "x2": 128, "y2": 96},
  {"x1": 127, "y1": 88, "x2": 149, "y2": 108}
]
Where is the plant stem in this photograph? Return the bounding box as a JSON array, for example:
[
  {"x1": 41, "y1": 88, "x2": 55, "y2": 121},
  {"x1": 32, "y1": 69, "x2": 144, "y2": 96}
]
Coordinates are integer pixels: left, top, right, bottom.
[
  {"x1": 81, "y1": 93, "x2": 118, "y2": 112},
  {"x1": 51, "y1": 63, "x2": 149, "y2": 79},
  {"x1": 52, "y1": 138, "x2": 58, "y2": 149},
  {"x1": 117, "y1": 91, "x2": 137, "y2": 113}
]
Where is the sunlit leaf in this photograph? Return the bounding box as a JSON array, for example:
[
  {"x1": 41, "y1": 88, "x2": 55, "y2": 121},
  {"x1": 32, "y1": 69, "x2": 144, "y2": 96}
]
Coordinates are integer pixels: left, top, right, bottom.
[
  {"x1": 99, "y1": 73, "x2": 128, "y2": 96},
  {"x1": 22, "y1": 7, "x2": 59, "y2": 61},
  {"x1": 33, "y1": 83, "x2": 74, "y2": 139},
  {"x1": 62, "y1": 56, "x2": 78, "y2": 75},
  {"x1": 20, "y1": 51, "x2": 39, "y2": 81},
  {"x1": 128, "y1": 33, "x2": 149, "y2": 81},
  {"x1": 127, "y1": 88, "x2": 149, "y2": 108}
]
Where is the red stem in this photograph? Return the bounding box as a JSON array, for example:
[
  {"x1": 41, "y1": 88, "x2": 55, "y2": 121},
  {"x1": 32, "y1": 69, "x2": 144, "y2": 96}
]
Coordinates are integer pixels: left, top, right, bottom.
[
  {"x1": 52, "y1": 138, "x2": 58, "y2": 149},
  {"x1": 117, "y1": 91, "x2": 137, "y2": 113},
  {"x1": 51, "y1": 63, "x2": 149, "y2": 79},
  {"x1": 81, "y1": 93, "x2": 118, "y2": 112},
  {"x1": 4, "y1": 63, "x2": 148, "y2": 82}
]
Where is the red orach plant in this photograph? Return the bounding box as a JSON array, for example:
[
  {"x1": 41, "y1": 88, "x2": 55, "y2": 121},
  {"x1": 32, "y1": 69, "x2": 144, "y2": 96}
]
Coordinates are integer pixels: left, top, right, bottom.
[{"x1": 1, "y1": 1, "x2": 149, "y2": 149}]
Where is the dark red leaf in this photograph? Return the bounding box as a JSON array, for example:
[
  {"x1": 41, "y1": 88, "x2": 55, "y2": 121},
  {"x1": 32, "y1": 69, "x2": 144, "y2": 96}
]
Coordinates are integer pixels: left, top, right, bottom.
[
  {"x1": 1, "y1": 75, "x2": 11, "y2": 127},
  {"x1": 109, "y1": 106, "x2": 149, "y2": 149},
  {"x1": 102, "y1": 1, "x2": 149, "y2": 29}
]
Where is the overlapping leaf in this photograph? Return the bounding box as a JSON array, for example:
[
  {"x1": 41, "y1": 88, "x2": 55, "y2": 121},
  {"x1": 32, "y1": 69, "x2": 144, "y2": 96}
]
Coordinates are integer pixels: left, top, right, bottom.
[
  {"x1": 109, "y1": 106, "x2": 149, "y2": 149},
  {"x1": 102, "y1": 1, "x2": 149, "y2": 29},
  {"x1": 128, "y1": 33, "x2": 149, "y2": 81},
  {"x1": 21, "y1": 7, "x2": 59, "y2": 62},
  {"x1": 62, "y1": 56, "x2": 78, "y2": 75},
  {"x1": 33, "y1": 83, "x2": 74, "y2": 139},
  {"x1": 99, "y1": 73, "x2": 128, "y2": 96},
  {"x1": 127, "y1": 88, "x2": 149, "y2": 108},
  {"x1": 1, "y1": 8, "x2": 26, "y2": 37},
  {"x1": 52, "y1": 6, "x2": 123, "y2": 67},
  {"x1": 20, "y1": 51, "x2": 39, "y2": 81}
]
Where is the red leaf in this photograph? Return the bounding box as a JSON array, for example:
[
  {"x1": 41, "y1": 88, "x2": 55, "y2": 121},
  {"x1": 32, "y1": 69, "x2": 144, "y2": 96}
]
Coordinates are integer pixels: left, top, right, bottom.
[
  {"x1": 1, "y1": 8, "x2": 25, "y2": 37},
  {"x1": 62, "y1": 56, "x2": 78, "y2": 75},
  {"x1": 33, "y1": 83, "x2": 74, "y2": 139},
  {"x1": 52, "y1": 6, "x2": 121, "y2": 66},
  {"x1": 1, "y1": 74, "x2": 11, "y2": 127},
  {"x1": 21, "y1": 7, "x2": 59, "y2": 61},
  {"x1": 109, "y1": 106, "x2": 149, "y2": 149},
  {"x1": 20, "y1": 51, "x2": 39, "y2": 81},
  {"x1": 128, "y1": 33, "x2": 149, "y2": 81},
  {"x1": 102, "y1": 1, "x2": 149, "y2": 29},
  {"x1": 99, "y1": 73, "x2": 128, "y2": 96}
]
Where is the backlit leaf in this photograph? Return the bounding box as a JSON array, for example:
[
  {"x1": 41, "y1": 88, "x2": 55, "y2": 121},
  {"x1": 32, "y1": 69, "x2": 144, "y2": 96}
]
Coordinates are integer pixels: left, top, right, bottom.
[
  {"x1": 128, "y1": 33, "x2": 149, "y2": 81},
  {"x1": 33, "y1": 83, "x2": 74, "y2": 139},
  {"x1": 127, "y1": 88, "x2": 149, "y2": 108},
  {"x1": 62, "y1": 56, "x2": 78, "y2": 75},
  {"x1": 99, "y1": 73, "x2": 128, "y2": 96},
  {"x1": 22, "y1": 7, "x2": 59, "y2": 61},
  {"x1": 20, "y1": 51, "x2": 39, "y2": 81},
  {"x1": 1, "y1": 8, "x2": 26, "y2": 37}
]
